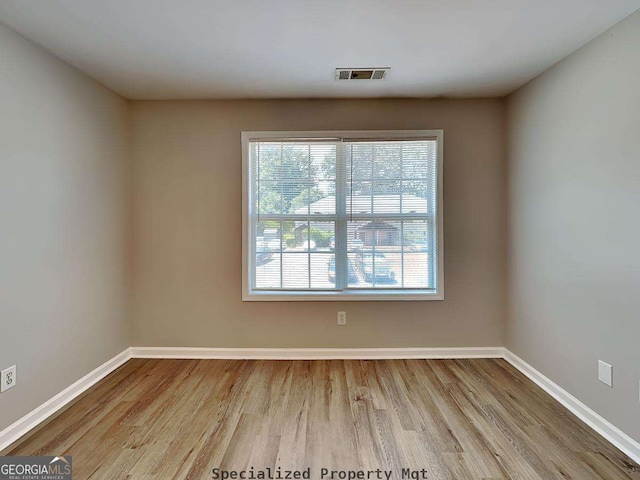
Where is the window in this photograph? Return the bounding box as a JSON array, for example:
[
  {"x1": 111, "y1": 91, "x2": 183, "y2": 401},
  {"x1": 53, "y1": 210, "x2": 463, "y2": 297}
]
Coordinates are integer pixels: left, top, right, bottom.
[{"x1": 242, "y1": 130, "x2": 443, "y2": 301}]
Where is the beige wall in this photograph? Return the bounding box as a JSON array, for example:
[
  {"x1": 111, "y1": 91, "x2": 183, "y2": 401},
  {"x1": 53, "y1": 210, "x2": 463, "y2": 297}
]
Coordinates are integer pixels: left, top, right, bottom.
[
  {"x1": 507, "y1": 10, "x2": 640, "y2": 441},
  {"x1": 131, "y1": 99, "x2": 506, "y2": 348},
  {"x1": 0, "y1": 24, "x2": 130, "y2": 431}
]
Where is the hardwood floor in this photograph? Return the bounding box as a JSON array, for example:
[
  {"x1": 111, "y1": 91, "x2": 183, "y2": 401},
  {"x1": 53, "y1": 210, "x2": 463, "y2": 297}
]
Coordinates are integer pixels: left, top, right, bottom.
[{"x1": 7, "y1": 359, "x2": 640, "y2": 479}]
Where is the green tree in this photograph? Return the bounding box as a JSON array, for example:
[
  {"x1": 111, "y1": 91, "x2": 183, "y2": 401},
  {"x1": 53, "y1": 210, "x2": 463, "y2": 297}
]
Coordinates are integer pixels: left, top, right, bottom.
[
  {"x1": 319, "y1": 142, "x2": 433, "y2": 199},
  {"x1": 347, "y1": 142, "x2": 432, "y2": 198},
  {"x1": 290, "y1": 186, "x2": 325, "y2": 212},
  {"x1": 258, "y1": 145, "x2": 324, "y2": 214}
]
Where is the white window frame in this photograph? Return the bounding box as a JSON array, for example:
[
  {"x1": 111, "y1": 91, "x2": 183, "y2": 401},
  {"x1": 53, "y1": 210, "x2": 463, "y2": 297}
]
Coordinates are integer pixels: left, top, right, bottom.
[{"x1": 242, "y1": 130, "x2": 444, "y2": 301}]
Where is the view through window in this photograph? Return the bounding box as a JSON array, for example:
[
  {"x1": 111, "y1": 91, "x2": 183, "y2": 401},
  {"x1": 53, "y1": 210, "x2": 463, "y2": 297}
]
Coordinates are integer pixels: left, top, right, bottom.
[{"x1": 243, "y1": 131, "x2": 443, "y2": 300}]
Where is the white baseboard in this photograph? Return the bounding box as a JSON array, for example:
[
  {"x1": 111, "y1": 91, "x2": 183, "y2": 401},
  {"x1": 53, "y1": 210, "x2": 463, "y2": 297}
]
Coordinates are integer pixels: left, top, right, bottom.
[
  {"x1": 129, "y1": 346, "x2": 504, "y2": 360},
  {"x1": 0, "y1": 348, "x2": 131, "y2": 453},
  {"x1": 503, "y1": 349, "x2": 640, "y2": 465}
]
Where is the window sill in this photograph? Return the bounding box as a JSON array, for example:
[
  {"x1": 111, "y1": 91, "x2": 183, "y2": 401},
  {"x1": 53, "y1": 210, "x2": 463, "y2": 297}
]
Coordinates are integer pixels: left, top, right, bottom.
[{"x1": 242, "y1": 289, "x2": 444, "y2": 302}]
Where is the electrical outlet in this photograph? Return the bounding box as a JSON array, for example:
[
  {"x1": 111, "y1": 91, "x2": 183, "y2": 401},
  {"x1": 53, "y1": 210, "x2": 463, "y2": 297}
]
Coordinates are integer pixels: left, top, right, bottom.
[
  {"x1": 337, "y1": 311, "x2": 347, "y2": 326},
  {"x1": 598, "y1": 360, "x2": 612, "y2": 388},
  {"x1": 1, "y1": 365, "x2": 17, "y2": 392}
]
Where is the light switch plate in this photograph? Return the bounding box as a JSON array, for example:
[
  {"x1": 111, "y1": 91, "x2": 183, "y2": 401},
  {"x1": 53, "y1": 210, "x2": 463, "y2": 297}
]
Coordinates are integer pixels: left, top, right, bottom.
[{"x1": 598, "y1": 360, "x2": 613, "y2": 388}]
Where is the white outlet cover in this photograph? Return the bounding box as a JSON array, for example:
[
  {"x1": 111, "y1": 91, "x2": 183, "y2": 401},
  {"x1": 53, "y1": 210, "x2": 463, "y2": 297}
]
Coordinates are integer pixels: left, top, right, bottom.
[
  {"x1": 337, "y1": 311, "x2": 347, "y2": 325},
  {"x1": 598, "y1": 360, "x2": 613, "y2": 388},
  {"x1": 1, "y1": 365, "x2": 17, "y2": 392}
]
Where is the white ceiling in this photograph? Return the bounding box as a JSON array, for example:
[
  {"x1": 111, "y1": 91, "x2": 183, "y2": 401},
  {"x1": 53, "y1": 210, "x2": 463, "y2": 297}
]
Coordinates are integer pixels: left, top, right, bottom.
[{"x1": 1, "y1": 0, "x2": 639, "y2": 100}]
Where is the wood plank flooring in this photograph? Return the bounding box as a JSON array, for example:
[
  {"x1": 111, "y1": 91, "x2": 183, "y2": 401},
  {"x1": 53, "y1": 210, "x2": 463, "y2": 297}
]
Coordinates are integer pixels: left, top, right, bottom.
[{"x1": 6, "y1": 359, "x2": 640, "y2": 479}]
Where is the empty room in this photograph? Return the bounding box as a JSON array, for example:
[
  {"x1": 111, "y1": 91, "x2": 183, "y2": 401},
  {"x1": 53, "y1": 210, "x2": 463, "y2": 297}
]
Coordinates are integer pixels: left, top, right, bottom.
[{"x1": 1, "y1": 1, "x2": 639, "y2": 479}]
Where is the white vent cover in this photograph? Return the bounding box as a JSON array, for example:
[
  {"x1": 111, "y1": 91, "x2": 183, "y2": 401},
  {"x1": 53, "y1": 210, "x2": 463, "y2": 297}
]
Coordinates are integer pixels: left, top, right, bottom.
[{"x1": 335, "y1": 68, "x2": 390, "y2": 81}]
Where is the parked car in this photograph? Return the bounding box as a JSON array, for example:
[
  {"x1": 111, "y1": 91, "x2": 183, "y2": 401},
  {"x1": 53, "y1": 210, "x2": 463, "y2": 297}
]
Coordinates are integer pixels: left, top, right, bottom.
[
  {"x1": 256, "y1": 243, "x2": 272, "y2": 265},
  {"x1": 329, "y1": 236, "x2": 335, "y2": 251},
  {"x1": 327, "y1": 255, "x2": 358, "y2": 283},
  {"x1": 356, "y1": 251, "x2": 395, "y2": 282}
]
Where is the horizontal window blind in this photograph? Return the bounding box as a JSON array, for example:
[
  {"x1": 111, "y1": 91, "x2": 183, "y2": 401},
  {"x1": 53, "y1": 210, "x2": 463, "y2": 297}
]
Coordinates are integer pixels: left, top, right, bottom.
[{"x1": 245, "y1": 131, "x2": 442, "y2": 299}]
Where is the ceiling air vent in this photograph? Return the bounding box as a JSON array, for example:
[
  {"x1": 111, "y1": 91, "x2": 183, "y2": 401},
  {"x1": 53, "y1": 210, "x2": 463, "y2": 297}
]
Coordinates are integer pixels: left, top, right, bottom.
[{"x1": 335, "y1": 67, "x2": 390, "y2": 81}]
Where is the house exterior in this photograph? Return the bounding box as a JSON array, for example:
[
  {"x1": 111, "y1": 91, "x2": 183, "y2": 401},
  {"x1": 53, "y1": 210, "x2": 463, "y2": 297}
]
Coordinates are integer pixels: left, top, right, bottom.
[{"x1": 293, "y1": 194, "x2": 430, "y2": 247}]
